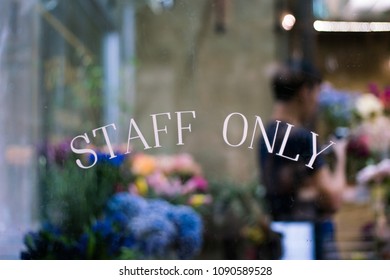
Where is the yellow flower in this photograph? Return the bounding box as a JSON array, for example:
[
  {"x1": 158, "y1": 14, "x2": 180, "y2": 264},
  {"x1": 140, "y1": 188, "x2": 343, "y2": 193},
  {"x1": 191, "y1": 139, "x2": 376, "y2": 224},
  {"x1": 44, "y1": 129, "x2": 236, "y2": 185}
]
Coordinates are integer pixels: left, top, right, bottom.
[
  {"x1": 188, "y1": 194, "x2": 212, "y2": 207},
  {"x1": 135, "y1": 177, "x2": 148, "y2": 196},
  {"x1": 241, "y1": 226, "x2": 265, "y2": 244}
]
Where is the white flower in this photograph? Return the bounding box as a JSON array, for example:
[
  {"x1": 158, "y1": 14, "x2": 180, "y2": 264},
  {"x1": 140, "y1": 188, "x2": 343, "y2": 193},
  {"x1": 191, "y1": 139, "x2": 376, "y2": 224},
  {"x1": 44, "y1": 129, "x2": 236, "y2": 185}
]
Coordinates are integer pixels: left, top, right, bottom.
[
  {"x1": 356, "y1": 159, "x2": 390, "y2": 185},
  {"x1": 356, "y1": 165, "x2": 379, "y2": 185},
  {"x1": 376, "y1": 159, "x2": 390, "y2": 177},
  {"x1": 355, "y1": 93, "x2": 383, "y2": 119},
  {"x1": 357, "y1": 116, "x2": 390, "y2": 152}
]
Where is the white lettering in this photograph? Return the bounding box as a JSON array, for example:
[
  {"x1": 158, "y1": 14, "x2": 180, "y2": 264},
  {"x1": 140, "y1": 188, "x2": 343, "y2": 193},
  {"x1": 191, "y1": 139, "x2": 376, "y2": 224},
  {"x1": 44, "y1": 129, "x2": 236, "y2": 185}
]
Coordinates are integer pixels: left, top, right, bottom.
[
  {"x1": 70, "y1": 133, "x2": 97, "y2": 169},
  {"x1": 223, "y1": 112, "x2": 248, "y2": 147},
  {"x1": 276, "y1": 123, "x2": 299, "y2": 161},
  {"x1": 92, "y1": 123, "x2": 117, "y2": 159},
  {"x1": 176, "y1": 111, "x2": 196, "y2": 145},
  {"x1": 249, "y1": 116, "x2": 281, "y2": 152},
  {"x1": 126, "y1": 118, "x2": 151, "y2": 153},
  {"x1": 306, "y1": 132, "x2": 335, "y2": 169},
  {"x1": 151, "y1": 112, "x2": 171, "y2": 148}
]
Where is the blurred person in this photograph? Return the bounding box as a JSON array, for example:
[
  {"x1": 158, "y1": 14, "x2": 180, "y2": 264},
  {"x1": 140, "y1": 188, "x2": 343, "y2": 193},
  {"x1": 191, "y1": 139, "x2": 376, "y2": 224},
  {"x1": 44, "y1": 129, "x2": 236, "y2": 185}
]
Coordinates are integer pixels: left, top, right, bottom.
[{"x1": 257, "y1": 61, "x2": 347, "y2": 259}]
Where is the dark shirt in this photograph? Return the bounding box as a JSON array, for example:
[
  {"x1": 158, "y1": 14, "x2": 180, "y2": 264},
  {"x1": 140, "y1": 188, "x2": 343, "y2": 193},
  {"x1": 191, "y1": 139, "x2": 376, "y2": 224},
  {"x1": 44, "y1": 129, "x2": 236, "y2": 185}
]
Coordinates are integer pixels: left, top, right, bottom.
[{"x1": 258, "y1": 121, "x2": 326, "y2": 221}]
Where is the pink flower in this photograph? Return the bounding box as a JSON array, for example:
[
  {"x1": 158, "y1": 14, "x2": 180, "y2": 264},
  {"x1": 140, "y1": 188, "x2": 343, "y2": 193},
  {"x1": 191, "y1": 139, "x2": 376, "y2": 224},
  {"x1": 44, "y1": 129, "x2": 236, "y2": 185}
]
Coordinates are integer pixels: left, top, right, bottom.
[
  {"x1": 146, "y1": 172, "x2": 183, "y2": 196},
  {"x1": 155, "y1": 153, "x2": 202, "y2": 175},
  {"x1": 355, "y1": 116, "x2": 390, "y2": 153},
  {"x1": 184, "y1": 176, "x2": 209, "y2": 192},
  {"x1": 369, "y1": 83, "x2": 390, "y2": 110},
  {"x1": 155, "y1": 155, "x2": 176, "y2": 174},
  {"x1": 172, "y1": 153, "x2": 201, "y2": 175}
]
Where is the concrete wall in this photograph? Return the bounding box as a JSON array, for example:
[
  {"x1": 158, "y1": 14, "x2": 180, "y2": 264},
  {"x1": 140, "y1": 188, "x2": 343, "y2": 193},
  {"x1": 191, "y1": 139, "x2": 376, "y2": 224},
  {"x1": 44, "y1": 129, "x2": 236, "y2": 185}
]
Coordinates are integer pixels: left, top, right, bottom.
[{"x1": 134, "y1": 0, "x2": 275, "y2": 183}]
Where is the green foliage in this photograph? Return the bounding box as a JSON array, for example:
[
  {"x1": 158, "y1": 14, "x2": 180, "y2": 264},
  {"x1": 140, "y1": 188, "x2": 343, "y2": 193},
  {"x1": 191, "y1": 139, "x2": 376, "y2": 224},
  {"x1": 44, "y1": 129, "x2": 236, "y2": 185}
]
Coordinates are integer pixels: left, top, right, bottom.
[
  {"x1": 117, "y1": 248, "x2": 140, "y2": 260},
  {"x1": 44, "y1": 57, "x2": 104, "y2": 133},
  {"x1": 22, "y1": 227, "x2": 79, "y2": 260},
  {"x1": 21, "y1": 221, "x2": 140, "y2": 260},
  {"x1": 41, "y1": 154, "x2": 132, "y2": 235},
  {"x1": 204, "y1": 180, "x2": 265, "y2": 235}
]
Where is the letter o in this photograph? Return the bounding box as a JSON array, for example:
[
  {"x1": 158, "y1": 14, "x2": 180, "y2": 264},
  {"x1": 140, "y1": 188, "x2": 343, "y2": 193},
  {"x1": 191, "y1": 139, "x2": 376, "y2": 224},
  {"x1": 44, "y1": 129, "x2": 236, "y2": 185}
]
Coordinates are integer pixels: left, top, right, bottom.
[{"x1": 222, "y1": 112, "x2": 248, "y2": 147}]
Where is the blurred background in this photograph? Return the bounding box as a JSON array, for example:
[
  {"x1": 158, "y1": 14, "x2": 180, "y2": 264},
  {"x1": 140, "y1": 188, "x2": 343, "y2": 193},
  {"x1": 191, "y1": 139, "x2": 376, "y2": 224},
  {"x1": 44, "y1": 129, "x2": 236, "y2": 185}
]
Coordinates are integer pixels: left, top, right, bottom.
[{"x1": 1, "y1": 0, "x2": 390, "y2": 259}]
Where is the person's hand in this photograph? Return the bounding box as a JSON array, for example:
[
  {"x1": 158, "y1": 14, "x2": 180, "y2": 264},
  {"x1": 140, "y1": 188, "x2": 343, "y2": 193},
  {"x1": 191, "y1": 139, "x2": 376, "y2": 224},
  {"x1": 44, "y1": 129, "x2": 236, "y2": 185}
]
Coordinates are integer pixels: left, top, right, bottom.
[{"x1": 331, "y1": 137, "x2": 347, "y2": 161}]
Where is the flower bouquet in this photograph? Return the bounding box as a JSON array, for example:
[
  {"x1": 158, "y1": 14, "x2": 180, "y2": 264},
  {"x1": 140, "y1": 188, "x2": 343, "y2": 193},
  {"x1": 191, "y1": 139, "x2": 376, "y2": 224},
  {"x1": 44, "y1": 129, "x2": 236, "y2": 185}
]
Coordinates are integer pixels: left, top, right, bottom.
[
  {"x1": 317, "y1": 84, "x2": 373, "y2": 183},
  {"x1": 22, "y1": 141, "x2": 206, "y2": 259},
  {"x1": 318, "y1": 84, "x2": 390, "y2": 184},
  {"x1": 22, "y1": 193, "x2": 203, "y2": 259},
  {"x1": 128, "y1": 153, "x2": 212, "y2": 208},
  {"x1": 318, "y1": 83, "x2": 356, "y2": 137}
]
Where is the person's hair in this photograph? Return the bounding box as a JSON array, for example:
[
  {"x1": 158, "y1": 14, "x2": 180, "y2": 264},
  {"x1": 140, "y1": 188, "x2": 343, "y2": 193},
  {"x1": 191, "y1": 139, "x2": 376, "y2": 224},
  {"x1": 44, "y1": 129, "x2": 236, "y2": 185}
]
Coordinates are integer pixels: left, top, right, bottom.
[{"x1": 271, "y1": 60, "x2": 322, "y2": 102}]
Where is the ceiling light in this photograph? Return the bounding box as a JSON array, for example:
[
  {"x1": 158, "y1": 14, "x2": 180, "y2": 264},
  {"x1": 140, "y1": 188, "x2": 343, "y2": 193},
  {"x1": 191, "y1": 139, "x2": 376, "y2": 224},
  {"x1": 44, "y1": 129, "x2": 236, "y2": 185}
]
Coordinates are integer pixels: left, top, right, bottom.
[
  {"x1": 314, "y1": 20, "x2": 390, "y2": 32},
  {"x1": 281, "y1": 14, "x2": 296, "y2": 31}
]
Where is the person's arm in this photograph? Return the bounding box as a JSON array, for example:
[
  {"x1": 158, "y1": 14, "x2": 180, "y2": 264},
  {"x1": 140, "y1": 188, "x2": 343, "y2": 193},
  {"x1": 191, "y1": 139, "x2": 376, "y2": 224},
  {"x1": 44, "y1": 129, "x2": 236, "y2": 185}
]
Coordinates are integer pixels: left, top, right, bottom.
[{"x1": 312, "y1": 139, "x2": 347, "y2": 213}]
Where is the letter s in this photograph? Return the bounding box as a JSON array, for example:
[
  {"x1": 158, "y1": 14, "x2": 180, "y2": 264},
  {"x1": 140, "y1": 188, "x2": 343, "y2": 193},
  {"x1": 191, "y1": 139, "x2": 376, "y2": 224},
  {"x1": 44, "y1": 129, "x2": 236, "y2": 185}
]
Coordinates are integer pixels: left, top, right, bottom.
[{"x1": 70, "y1": 133, "x2": 97, "y2": 169}]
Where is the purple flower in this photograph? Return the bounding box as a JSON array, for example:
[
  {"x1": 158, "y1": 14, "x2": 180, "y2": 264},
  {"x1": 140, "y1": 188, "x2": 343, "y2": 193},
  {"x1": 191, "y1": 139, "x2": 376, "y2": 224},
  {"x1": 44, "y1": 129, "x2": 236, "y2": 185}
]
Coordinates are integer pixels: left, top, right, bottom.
[{"x1": 45, "y1": 139, "x2": 73, "y2": 165}]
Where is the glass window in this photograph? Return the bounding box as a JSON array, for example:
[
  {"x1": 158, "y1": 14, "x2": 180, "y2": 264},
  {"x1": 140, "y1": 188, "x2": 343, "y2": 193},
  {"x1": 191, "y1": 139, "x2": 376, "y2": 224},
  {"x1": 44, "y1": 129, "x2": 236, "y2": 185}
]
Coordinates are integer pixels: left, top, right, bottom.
[{"x1": 1, "y1": 0, "x2": 390, "y2": 261}]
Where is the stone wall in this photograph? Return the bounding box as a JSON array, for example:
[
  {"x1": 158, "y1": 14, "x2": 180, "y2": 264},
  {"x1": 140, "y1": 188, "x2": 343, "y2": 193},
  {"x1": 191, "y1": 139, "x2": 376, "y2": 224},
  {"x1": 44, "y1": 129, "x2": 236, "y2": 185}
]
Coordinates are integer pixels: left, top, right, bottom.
[{"x1": 134, "y1": 0, "x2": 275, "y2": 183}]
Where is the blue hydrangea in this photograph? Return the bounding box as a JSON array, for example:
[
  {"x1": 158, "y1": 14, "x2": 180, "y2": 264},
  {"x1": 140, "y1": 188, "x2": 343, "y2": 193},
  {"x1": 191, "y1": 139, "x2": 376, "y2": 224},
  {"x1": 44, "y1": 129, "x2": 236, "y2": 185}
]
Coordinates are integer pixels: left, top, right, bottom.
[
  {"x1": 108, "y1": 232, "x2": 125, "y2": 255},
  {"x1": 92, "y1": 218, "x2": 113, "y2": 238},
  {"x1": 103, "y1": 193, "x2": 203, "y2": 259},
  {"x1": 108, "y1": 211, "x2": 129, "y2": 228},
  {"x1": 22, "y1": 193, "x2": 203, "y2": 259},
  {"x1": 106, "y1": 193, "x2": 148, "y2": 222},
  {"x1": 77, "y1": 216, "x2": 137, "y2": 258},
  {"x1": 318, "y1": 86, "x2": 356, "y2": 125},
  {"x1": 170, "y1": 205, "x2": 202, "y2": 235},
  {"x1": 169, "y1": 205, "x2": 203, "y2": 259},
  {"x1": 41, "y1": 222, "x2": 62, "y2": 236},
  {"x1": 177, "y1": 232, "x2": 202, "y2": 259},
  {"x1": 129, "y1": 212, "x2": 177, "y2": 257},
  {"x1": 77, "y1": 232, "x2": 89, "y2": 256},
  {"x1": 147, "y1": 198, "x2": 175, "y2": 217}
]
